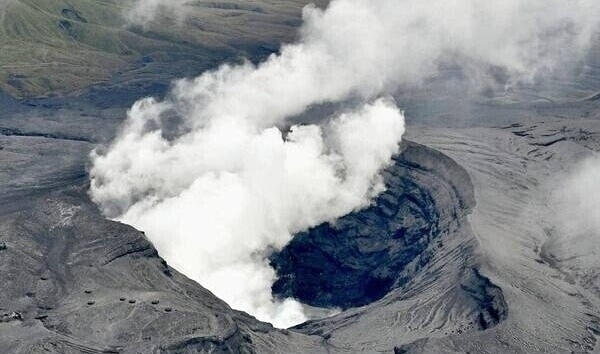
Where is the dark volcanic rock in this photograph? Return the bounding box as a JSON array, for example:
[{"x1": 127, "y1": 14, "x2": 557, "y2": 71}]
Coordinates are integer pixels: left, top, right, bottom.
[
  {"x1": 271, "y1": 141, "x2": 477, "y2": 309},
  {"x1": 460, "y1": 268, "x2": 507, "y2": 330},
  {"x1": 271, "y1": 141, "x2": 508, "y2": 352},
  {"x1": 0, "y1": 311, "x2": 22, "y2": 323}
]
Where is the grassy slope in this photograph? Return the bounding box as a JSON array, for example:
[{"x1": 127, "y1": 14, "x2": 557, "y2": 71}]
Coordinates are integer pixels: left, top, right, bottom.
[{"x1": 0, "y1": 0, "x2": 325, "y2": 98}]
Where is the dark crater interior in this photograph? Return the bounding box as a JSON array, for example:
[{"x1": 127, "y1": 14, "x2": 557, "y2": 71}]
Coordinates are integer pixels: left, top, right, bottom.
[{"x1": 270, "y1": 141, "x2": 483, "y2": 309}]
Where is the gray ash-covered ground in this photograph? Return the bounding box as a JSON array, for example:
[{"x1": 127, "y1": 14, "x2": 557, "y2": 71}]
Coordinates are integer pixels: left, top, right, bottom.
[
  {"x1": 2, "y1": 1, "x2": 600, "y2": 353},
  {"x1": 3, "y1": 88, "x2": 600, "y2": 354}
]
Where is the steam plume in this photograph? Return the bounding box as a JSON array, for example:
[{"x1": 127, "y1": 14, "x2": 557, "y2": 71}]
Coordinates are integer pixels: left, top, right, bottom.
[
  {"x1": 555, "y1": 155, "x2": 600, "y2": 237},
  {"x1": 124, "y1": 0, "x2": 188, "y2": 26},
  {"x1": 94, "y1": 0, "x2": 600, "y2": 327}
]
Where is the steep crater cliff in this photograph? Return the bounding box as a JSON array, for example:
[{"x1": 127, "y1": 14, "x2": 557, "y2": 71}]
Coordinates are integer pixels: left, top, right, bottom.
[{"x1": 271, "y1": 141, "x2": 507, "y2": 331}]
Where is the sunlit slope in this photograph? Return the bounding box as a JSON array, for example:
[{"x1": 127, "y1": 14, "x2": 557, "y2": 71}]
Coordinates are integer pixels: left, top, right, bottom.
[{"x1": 0, "y1": 0, "x2": 321, "y2": 98}]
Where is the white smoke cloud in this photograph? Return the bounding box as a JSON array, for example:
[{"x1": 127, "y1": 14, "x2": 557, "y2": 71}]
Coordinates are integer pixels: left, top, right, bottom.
[
  {"x1": 549, "y1": 153, "x2": 600, "y2": 294},
  {"x1": 554, "y1": 155, "x2": 600, "y2": 237},
  {"x1": 93, "y1": 0, "x2": 600, "y2": 327},
  {"x1": 124, "y1": 0, "x2": 189, "y2": 26},
  {"x1": 92, "y1": 98, "x2": 404, "y2": 327}
]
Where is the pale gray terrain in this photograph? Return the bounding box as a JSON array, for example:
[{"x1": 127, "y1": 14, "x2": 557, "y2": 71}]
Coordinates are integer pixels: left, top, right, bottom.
[
  {"x1": 4, "y1": 106, "x2": 600, "y2": 354},
  {"x1": 395, "y1": 119, "x2": 600, "y2": 353},
  {"x1": 1, "y1": 1, "x2": 600, "y2": 354}
]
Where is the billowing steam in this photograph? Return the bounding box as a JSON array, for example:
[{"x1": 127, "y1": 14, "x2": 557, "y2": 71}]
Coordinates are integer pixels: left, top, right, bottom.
[
  {"x1": 124, "y1": 0, "x2": 188, "y2": 26},
  {"x1": 92, "y1": 98, "x2": 404, "y2": 327},
  {"x1": 94, "y1": 0, "x2": 600, "y2": 327},
  {"x1": 554, "y1": 155, "x2": 600, "y2": 238}
]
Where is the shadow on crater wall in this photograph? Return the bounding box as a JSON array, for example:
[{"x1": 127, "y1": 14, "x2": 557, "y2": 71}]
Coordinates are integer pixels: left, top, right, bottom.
[
  {"x1": 271, "y1": 141, "x2": 507, "y2": 334},
  {"x1": 271, "y1": 141, "x2": 474, "y2": 308}
]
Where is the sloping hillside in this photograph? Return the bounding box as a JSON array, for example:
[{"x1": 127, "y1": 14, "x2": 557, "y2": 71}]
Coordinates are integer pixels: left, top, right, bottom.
[{"x1": 0, "y1": 0, "x2": 324, "y2": 98}]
